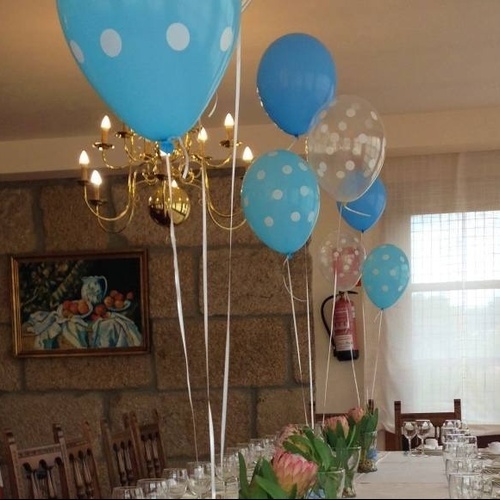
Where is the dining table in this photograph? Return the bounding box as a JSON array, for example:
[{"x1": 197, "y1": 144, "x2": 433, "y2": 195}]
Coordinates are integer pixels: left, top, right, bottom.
[{"x1": 355, "y1": 450, "x2": 449, "y2": 499}]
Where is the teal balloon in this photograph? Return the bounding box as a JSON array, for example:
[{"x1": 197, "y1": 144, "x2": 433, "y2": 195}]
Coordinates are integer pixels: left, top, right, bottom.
[
  {"x1": 57, "y1": 0, "x2": 240, "y2": 142},
  {"x1": 362, "y1": 244, "x2": 410, "y2": 310},
  {"x1": 241, "y1": 150, "x2": 321, "y2": 257},
  {"x1": 257, "y1": 33, "x2": 337, "y2": 137}
]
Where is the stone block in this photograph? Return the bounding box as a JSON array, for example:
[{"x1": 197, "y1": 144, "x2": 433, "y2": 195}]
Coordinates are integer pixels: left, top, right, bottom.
[
  {"x1": 256, "y1": 388, "x2": 310, "y2": 437},
  {"x1": 203, "y1": 247, "x2": 310, "y2": 315},
  {"x1": 148, "y1": 250, "x2": 197, "y2": 318},
  {"x1": 25, "y1": 354, "x2": 153, "y2": 390},
  {"x1": 40, "y1": 183, "x2": 109, "y2": 252},
  {"x1": 0, "y1": 185, "x2": 37, "y2": 254},
  {"x1": 155, "y1": 317, "x2": 289, "y2": 390},
  {"x1": 0, "y1": 324, "x2": 21, "y2": 391}
]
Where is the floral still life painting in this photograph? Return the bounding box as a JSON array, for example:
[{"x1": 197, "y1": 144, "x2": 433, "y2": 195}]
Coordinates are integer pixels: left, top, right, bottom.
[{"x1": 11, "y1": 250, "x2": 149, "y2": 357}]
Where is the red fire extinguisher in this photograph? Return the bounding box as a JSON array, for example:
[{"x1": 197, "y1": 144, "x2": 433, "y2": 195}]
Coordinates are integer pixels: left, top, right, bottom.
[{"x1": 321, "y1": 292, "x2": 359, "y2": 361}]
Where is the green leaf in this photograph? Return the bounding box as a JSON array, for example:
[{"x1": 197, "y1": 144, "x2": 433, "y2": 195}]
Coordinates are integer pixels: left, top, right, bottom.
[{"x1": 254, "y1": 476, "x2": 294, "y2": 499}]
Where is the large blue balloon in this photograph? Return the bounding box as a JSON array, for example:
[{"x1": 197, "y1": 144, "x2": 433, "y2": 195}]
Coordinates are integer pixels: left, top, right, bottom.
[
  {"x1": 257, "y1": 33, "x2": 337, "y2": 138},
  {"x1": 241, "y1": 150, "x2": 321, "y2": 257},
  {"x1": 57, "y1": 0, "x2": 240, "y2": 143},
  {"x1": 337, "y1": 178, "x2": 387, "y2": 233},
  {"x1": 362, "y1": 244, "x2": 410, "y2": 310}
]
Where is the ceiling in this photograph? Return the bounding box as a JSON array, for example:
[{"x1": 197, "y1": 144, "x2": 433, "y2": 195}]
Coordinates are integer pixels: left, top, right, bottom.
[{"x1": 2, "y1": 0, "x2": 500, "y2": 174}]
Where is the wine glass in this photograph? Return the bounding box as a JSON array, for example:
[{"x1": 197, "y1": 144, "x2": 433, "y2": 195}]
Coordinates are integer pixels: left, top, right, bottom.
[
  {"x1": 415, "y1": 419, "x2": 433, "y2": 457},
  {"x1": 401, "y1": 420, "x2": 417, "y2": 456},
  {"x1": 111, "y1": 486, "x2": 146, "y2": 499},
  {"x1": 136, "y1": 478, "x2": 169, "y2": 499},
  {"x1": 161, "y1": 467, "x2": 188, "y2": 499},
  {"x1": 187, "y1": 461, "x2": 212, "y2": 499},
  {"x1": 215, "y1": 448, "x2": 240, "y2": 495}
]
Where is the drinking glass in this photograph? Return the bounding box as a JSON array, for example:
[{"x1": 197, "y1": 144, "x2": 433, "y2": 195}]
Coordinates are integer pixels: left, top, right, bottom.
[
  {"x1": 136, "y1": 478, "x2": 169, "y2": 499},
  {"x1": 215, "y1": 448, "x2": 240, "y2": 494},
  {"x1": 415, "y1": 419, "x2": 433, "y2": 457},
  {"x1": 111, "y1": 486, "x2": 146, "y2": 499},
  {"x1": 401, "y1": 420, "x2": 417, "y2": 456},
  {"x1": 161, "y1": 467, "x2": 188, "y2": 499},
  {"x1": 187, "y1": 461, "x2": 212, "y2": 499},
  {"x1": 448, "y1": 472, "x2": 484, "y2": 499}
]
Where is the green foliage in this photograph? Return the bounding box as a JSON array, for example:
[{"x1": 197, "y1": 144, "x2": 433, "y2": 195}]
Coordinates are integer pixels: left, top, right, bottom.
[
  {"x1": 349, "y1": 406, "x2": 379, "y2": 447},
  {"x1": 238, "y1": 453, "x2": 296, "y2": 499}
]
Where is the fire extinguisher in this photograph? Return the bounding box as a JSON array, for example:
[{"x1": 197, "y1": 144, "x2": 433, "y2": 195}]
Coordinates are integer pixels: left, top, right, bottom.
[{"x1": 321, "y1": 292, "x2": 359, "y2": 361}]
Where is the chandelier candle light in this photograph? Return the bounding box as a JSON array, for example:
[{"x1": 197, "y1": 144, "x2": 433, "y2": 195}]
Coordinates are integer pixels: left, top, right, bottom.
[{"x1": 78, "y1": 113, "x2": 253, "y2": 233}]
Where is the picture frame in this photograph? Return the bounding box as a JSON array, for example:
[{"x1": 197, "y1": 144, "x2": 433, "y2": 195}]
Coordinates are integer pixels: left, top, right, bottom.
[{"x1": 10, "y1": 249, "x2": 149, "y2": 357}]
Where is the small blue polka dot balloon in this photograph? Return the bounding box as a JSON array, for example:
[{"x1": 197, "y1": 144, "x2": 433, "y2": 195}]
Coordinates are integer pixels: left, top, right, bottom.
[
  {"x1": 56, "y1": 0, "x2": 240, "y2": 142},
  {"x1": 362, "y1": 244, "x2": 410, "y2": 310},
  {"x1": 241, "y1": 149, "x2": 321, "y2": 257}
]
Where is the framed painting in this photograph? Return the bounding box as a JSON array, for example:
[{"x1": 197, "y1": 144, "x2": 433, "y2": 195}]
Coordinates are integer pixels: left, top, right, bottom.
[{"x1": 10, "y1": 249, "x2": 149, "y2": 357}]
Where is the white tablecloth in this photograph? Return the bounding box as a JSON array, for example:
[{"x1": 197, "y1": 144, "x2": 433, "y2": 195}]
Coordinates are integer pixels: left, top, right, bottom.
[{"x1": 355, "y1": 451, "x2": 448, "y2": 499}]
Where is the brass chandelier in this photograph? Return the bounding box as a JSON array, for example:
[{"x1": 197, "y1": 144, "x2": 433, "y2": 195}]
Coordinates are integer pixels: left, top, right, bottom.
[{"x1": 78, "y1": 114, "x2": 253, "y2": 232}]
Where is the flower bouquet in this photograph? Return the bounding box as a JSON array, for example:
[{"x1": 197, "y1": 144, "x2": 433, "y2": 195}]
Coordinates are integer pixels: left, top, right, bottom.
[
  {"x1": 321, "y1": 415, "x2": 361, "y2": 498},
  {"x1": 347, "y1": 405, "x2": 379, "y2": 473},
  {"x1": 238, "y1": 424, "x2": 345, "y2": 499}
]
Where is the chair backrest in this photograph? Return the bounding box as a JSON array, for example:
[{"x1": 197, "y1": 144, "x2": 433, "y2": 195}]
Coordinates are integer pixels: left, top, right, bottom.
[
  {"x1": 59, "y1": 422, "x2": 101, "y2": 499},
  {"x1": 3, "y1": 424, "x2": 76, "y2": 499},
  {"x1": 393, "y1": 398, "x2": 462, "y2": 450},
  {"x1": 100, "y1": 418, "x2": 141, "y2": 490},
  {"x1": 124, "y1": 410, "x2": 167, "y2": 479}
]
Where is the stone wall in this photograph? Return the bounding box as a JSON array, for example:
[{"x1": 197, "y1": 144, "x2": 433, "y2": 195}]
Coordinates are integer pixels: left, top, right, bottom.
[{"x1": 0, "y1": 174, "x2": 314, "y2": 497}]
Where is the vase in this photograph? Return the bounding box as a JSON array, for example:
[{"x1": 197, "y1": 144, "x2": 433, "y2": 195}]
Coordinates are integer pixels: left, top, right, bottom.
[
  {"x1": 358, "y1": 431, "x2": 378, "y2": 473},
  {"x1": 336, "y1": 446, "x2": 361, "y2": 498},
  {"x1": 309, "y1": 468, "x2": 346, "y2": 499}
]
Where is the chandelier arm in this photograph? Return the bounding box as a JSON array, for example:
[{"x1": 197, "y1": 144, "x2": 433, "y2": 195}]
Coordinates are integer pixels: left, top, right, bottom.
[
  {"x1": 200, "y1": 167, "x2": 246, "y2": 230},
  {"x1": 83, "y1": 170, "x2": 142, "y2": 224}
]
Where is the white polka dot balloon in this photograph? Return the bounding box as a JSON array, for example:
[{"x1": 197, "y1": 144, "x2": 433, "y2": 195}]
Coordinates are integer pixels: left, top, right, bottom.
[
  {"x1": 361, "y1": 243, "x2": 410, "y2": 310},
  {"x1": 317, "y1": 231, "x2": 366, "y2": 292},
  {"x1": 306, "y1": 95, "x2": 386, "y2": 203},
  {"x1": 56, "y1": 0, "x2": 240, "y2": 143},
  {"x1": 241, "y1": 150, "x2": 320, "y2": 257}
]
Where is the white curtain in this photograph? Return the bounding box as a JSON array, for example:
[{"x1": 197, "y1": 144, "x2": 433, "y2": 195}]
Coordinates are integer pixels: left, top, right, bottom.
[{"x1": 362, "y1": 150, "x2": 500, "y2": 436}]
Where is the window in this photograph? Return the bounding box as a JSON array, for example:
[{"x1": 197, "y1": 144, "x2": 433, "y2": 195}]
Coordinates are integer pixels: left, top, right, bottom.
[{"x1": 363, "y1": 150, "x2": 500, "y2": 434}]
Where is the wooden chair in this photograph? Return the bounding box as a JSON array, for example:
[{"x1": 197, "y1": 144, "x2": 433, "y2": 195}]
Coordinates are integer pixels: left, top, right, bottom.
[
  {"x1": 59, "y1": 422, "x2": 101, "y2": 499},
  {"x1": 3, "y1": 424, "x2": 76, "y2": 499},
  {"x1": 124, "y1": 410, "x2": 167, "y2": 479},
  {"x1": 393, "y1": 398, "x2": 462, "y2": 451},
  {"x1": 100, "y1": 418, "x2": 142, "y2": 490}
]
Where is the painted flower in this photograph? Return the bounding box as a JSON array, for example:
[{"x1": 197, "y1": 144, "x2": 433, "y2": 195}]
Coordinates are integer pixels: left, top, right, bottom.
[
  {"x1": 347, "y1": 406, "x2": 365, "y2": 424},
  {"x1": 323, "y1": 415, "x2": 349, "y2": 438},
  {"x1": 272, "y1": 449, "x2": 318, "y2": 497}
]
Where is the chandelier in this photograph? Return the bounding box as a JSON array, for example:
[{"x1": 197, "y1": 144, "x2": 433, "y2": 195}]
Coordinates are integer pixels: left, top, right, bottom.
[{"x1": 78, "y1": 114, "x2": 253, "y2": 232}]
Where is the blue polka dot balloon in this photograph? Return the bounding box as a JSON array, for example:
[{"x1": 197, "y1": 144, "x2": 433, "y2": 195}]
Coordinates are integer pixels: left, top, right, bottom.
[
  {"x1": 362, "y1": 244, "x2": 410, "y2": 310},
  {"x1": 241, "y1": 149, "x2": 321, "y2": 257},
  {"x1": 56, "y1": 0, "x2": 240, "y2": 143}
]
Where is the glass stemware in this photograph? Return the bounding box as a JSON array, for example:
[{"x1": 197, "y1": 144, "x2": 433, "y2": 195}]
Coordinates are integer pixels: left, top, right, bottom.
[
  {"x1": 215, "y1": 448, "x2": 240, "y2": 495},
  {"x1": 136, "y1": 478, "x2": 169, "y2": 499},
  {"x1": 161, "y1": 467, "x2": 188, "y2": 499},
  {"x1": 401, "y1": 420, "x2": 417, "y2": 456},
  {"x1": 187, "y1": 461, "x2": 212, "y2": 499},
  {"x1": 111, "y1": 486, "x2": 146, "y2": 499},
  {"x1": 415, "y1": 419, "x2": 433, "y2": 457}
]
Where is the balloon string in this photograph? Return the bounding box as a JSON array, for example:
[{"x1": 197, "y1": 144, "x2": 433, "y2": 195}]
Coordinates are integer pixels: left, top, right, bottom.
[
  {"x1": 220, "y1": 27, "x2": 242, "y2": 460},
  {"x1": 371, "y1": 310, "x2": 384, "y2": 401},
  {"x1": 287, "y1": 137, "x2": 299, "y2": 151},
  {"x1": 304, "y1": 247, "x2": 315, "y2": 428},
  {"x1": 321, "y1": 270, "x2": 337, "y2": 426},
  {"x1": 281, "y1": 258, "x2": 306, "y2": 302},
  {"x1": 166, "y1": 155, "x2": 199, "y2": 461},
  {"x1": 342, "y1": 203, "x2": 370, "y2": 217},
  {"x1": 200, "y1": 136, "x2": 216, "y2": 497},
  {"x1": 286, "y1": 257, "x2": 309, "y2": 427},
  {"x1": 344, "y1": 292, "x2": 361, "y2": 407}
]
